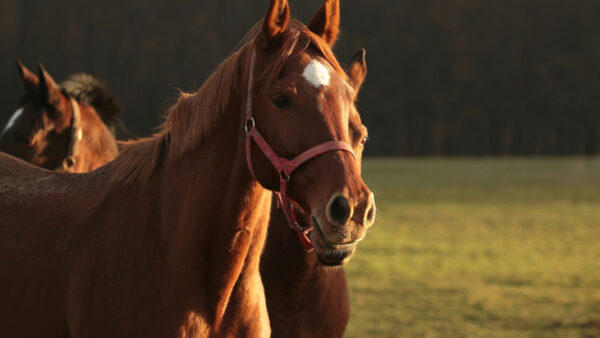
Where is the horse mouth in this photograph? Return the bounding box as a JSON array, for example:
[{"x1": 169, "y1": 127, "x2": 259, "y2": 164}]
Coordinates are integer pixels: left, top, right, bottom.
[{"x1": 310, "y1": 216, "x2": 356, "y2": 266}]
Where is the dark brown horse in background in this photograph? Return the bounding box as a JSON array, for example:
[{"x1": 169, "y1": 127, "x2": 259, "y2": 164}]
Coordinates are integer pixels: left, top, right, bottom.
[
  {"x1": 0, "y1": 62, "x2": 120, "y2": 172},
  {"x1": 0, "y1": 0, "x2": 374, "y2": 336},
  {"x1": 262, "y1": 45, "x2": 370, "y2": 337}
]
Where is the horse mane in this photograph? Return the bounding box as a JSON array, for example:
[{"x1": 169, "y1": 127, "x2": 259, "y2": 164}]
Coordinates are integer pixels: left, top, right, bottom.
[
  {"x1": 60, "y1": 73, "x2": 123, "y2": 124},
  {"x1": 110, "y1": 20, "x2": 346, "y2": 184}
]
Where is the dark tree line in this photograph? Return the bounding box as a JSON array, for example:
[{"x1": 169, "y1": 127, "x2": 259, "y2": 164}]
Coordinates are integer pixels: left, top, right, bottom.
[{"x1": 1, "y1": 0, "x2": 599, "y2": 156}]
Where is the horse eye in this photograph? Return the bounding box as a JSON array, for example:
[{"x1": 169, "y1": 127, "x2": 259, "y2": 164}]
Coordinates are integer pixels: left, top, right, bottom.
[
  {"x1": 15, "y1": 134, "x2": 29, "y2": 144},
  {"x1": 361, "y1": 136, "x2": 369, "y2": 145},
  {"x1": 272, "y1": 95, "x2": 291, "y2": 109}
]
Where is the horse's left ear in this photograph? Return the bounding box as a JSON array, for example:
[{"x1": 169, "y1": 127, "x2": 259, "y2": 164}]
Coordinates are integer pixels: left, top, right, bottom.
[
  {"x1": 308, "y1": 0, "x2": 340, "y2": 46},
  {"x1": 347, "y1": 49, "x2": 367, "y2": 92},
  {"x1": 38, "y1": 63, "x2": 61, "y2": 108},
  {"x1": 16, "y1": 60, "x2": 39, "y2": 90}
]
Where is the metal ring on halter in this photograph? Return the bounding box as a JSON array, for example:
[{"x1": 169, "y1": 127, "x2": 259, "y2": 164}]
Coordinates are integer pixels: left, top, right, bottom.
[
  {"x1": 245, "y1": 117, "x2": 256, "y2": 134},
  {"x1": 62, "y1": 156, "x2": 76, "y2": 170},
  {"x1": 279, "y1": 170, "x2": 290, "y2": 181}
]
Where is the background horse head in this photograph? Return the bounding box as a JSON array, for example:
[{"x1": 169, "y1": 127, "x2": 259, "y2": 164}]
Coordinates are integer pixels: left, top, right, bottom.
[{"x1": 0, "y1": 61, "x2": 120, "y2": 172}]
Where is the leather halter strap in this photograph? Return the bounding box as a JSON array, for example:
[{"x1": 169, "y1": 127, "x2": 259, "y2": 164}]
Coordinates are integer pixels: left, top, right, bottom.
[
  {"x1": 243, "y1": 49, "x2": 356, "y2": 251},
  {"x1": 60, "y1": 98, "x2": 82, "y2": 172}
]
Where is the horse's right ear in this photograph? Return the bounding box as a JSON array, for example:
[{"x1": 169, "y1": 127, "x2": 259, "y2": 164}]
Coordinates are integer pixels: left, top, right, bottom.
[
  {"x1": 347, "y1": 49, "x2": 367, "y2": 92},
  {"x1": 16, "y1": 60, "x2": 39, "y2": 90},
  {"x1": 259, "y1": 0, "x2": 290, "y2": 49},
  {"x1": 38, "y1": 63, "x2": 61, "y2": 107}
]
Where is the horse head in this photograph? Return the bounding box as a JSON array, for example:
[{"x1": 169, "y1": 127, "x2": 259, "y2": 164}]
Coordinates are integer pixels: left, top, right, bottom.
[{"x1": 247, "y1": 0, "x2": 375, "y2": 265}]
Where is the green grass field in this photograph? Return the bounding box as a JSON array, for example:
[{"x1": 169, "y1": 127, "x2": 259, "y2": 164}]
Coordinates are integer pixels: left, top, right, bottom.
[{"x1": 345, "y1": 158, "x2": 600, "y2": 337}]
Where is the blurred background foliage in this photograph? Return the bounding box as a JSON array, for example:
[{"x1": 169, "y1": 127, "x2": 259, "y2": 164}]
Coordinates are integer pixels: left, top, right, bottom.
[{"x1": 1, "y1": 0, "x2": 600, "y2": 155}]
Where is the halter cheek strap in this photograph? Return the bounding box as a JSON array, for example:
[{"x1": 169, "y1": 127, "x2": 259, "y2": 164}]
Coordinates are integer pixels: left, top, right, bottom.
[
  {"x1": 243, "y1": 49, "x2": 356, "y2": 251},
  {"x1": 59, "y1": 98, "x2": 82, "y2": 172}
]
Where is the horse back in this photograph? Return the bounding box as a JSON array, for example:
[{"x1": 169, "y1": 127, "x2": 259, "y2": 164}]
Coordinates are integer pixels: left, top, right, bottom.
[{"x1": 0, "y1": 152, "x2": 79, "y2": 336}]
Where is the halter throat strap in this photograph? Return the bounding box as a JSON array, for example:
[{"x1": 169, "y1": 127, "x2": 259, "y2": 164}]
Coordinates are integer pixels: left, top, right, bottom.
[{"x1": 243, "y1": 48, "x2": 356, "y2": 251}]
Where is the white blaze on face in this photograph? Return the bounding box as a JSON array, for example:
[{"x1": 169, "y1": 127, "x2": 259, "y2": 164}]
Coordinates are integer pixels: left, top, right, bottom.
[
  {"x1": 302, "y1": 60, "x2": 331, "y2": 88},
  {"x1": 2, "y1": 108, "x2": 24, "y2": 135}
]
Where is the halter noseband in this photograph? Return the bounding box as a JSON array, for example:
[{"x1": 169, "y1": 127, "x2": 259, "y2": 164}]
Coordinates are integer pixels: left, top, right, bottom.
[
  {"x1": 59, "y1": 98, "x2": 82, "y2": 172},
  {"x1": 244, "y1": 49, "x2": 356, "y2": 251}
]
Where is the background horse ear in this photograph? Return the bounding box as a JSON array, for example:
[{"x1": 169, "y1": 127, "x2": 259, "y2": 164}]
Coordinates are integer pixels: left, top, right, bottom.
[
  {"x1": 259, "y1": 0, "x2": 290, "y2": 49},
  {"x1": 16, "y1": 60, "x2": 39, "y2": 90},
  {"x1": 347, "y1": 49, "x2": 367, "y2": 92},
  {"x1": 308, "y1": 0, "x2": 340, "y2": 46},
  {"x1": 38, "y1": 63, "x2": 61, "y2": 108}
]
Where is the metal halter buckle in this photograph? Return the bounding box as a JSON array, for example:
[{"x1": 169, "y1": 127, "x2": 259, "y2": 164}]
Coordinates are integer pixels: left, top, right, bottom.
[{"x1": 245, "y1": 117, "x2": 255, "y2": 134}]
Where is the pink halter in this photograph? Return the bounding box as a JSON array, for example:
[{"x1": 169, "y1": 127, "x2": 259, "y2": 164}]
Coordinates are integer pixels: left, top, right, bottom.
[{"x1": 244, "y1": 49, "x2": 356, "y2": 251}]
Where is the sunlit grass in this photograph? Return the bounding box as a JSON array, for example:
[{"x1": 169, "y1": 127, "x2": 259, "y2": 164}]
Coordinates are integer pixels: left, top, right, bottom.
[{"x1": 345, "y1": 158, "x2": 600, "y2": 337}]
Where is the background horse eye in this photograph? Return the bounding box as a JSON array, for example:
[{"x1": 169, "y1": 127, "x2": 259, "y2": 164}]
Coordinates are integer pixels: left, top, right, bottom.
[
  {"x1": 361, "y1": 136, "x2": 369, "y2": 145},
  {"x1": 272, "y1": 95, "x2": 292, "y2": 109},
  {"x1": 15, "y1": 134, "x2": 29, "y2": 144}
]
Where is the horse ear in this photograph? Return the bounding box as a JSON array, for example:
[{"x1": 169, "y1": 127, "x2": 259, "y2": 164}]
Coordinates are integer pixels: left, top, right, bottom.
[
  {"x1": 16, "y1": 60, "x2": 39, "y2": 90},
  {"x1": 308, "y1": 0, "x2": 340, "y2": 46},
  {"x1": 347, "y1": 49, "x2": 367, "y2": 92},
  {"x1": 260, "y1": 0, "x2": 290, "y2": 49},
  {"x1": 37, "y1": 63, "x2": 61, "y2": 107}
]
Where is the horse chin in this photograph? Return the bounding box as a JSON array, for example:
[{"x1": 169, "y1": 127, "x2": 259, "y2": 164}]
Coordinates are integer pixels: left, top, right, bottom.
[{"x1": 309, "y1": 220, "x2": 356, "y2": 267}]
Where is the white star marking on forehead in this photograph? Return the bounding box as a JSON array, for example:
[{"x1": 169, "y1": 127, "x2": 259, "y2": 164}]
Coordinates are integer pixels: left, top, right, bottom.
[
  {"x1": 2, "y1": 108, "x2": 24, "y2": 135},
  {"x1": 302, "y1": 60, "x2": 331, "y2": 88}
]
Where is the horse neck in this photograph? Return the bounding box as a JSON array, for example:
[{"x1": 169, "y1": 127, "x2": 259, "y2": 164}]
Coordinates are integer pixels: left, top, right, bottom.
[
  {"x1": 75, "y1": 104, "x2": 118, "y2": 171},
  {"x1": 262, "y1": 201, "x2": 350, "y2": 337},
  {"x1": 262, "y1": 201, "x2": 320, "y2": 290},
  {"x1": 152, "y1": 103, "x2": 272, "y2": 330}
]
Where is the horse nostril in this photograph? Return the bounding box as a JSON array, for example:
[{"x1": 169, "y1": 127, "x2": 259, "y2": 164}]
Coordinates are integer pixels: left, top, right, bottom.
[
  {"x1": 365, "y1": 203, "x2": 375, "y2": 225},
  {"x1": 328, "y1": 195, "x2": 351, "y2": 225}
]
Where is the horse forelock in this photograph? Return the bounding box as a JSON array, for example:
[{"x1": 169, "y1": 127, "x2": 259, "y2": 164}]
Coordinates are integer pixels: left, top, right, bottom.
[
  {"x1": 255, "y1": 20, "x2": 347, "y2": 85},
  {"x1": 109, "y1": 20, "x2": 345, "y2": 184}
]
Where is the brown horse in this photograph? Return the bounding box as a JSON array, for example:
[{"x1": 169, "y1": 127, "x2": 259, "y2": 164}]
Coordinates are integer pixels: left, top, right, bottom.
[
  {"x1": 262, "y1": 47, "x2": 369, "y2": 338},
  {"x1": 0, "y1": 61, "x2": 120, "y2": 173},
  {"x1": 0, "y1": 0, "x2": 374, "y2": 336}
]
